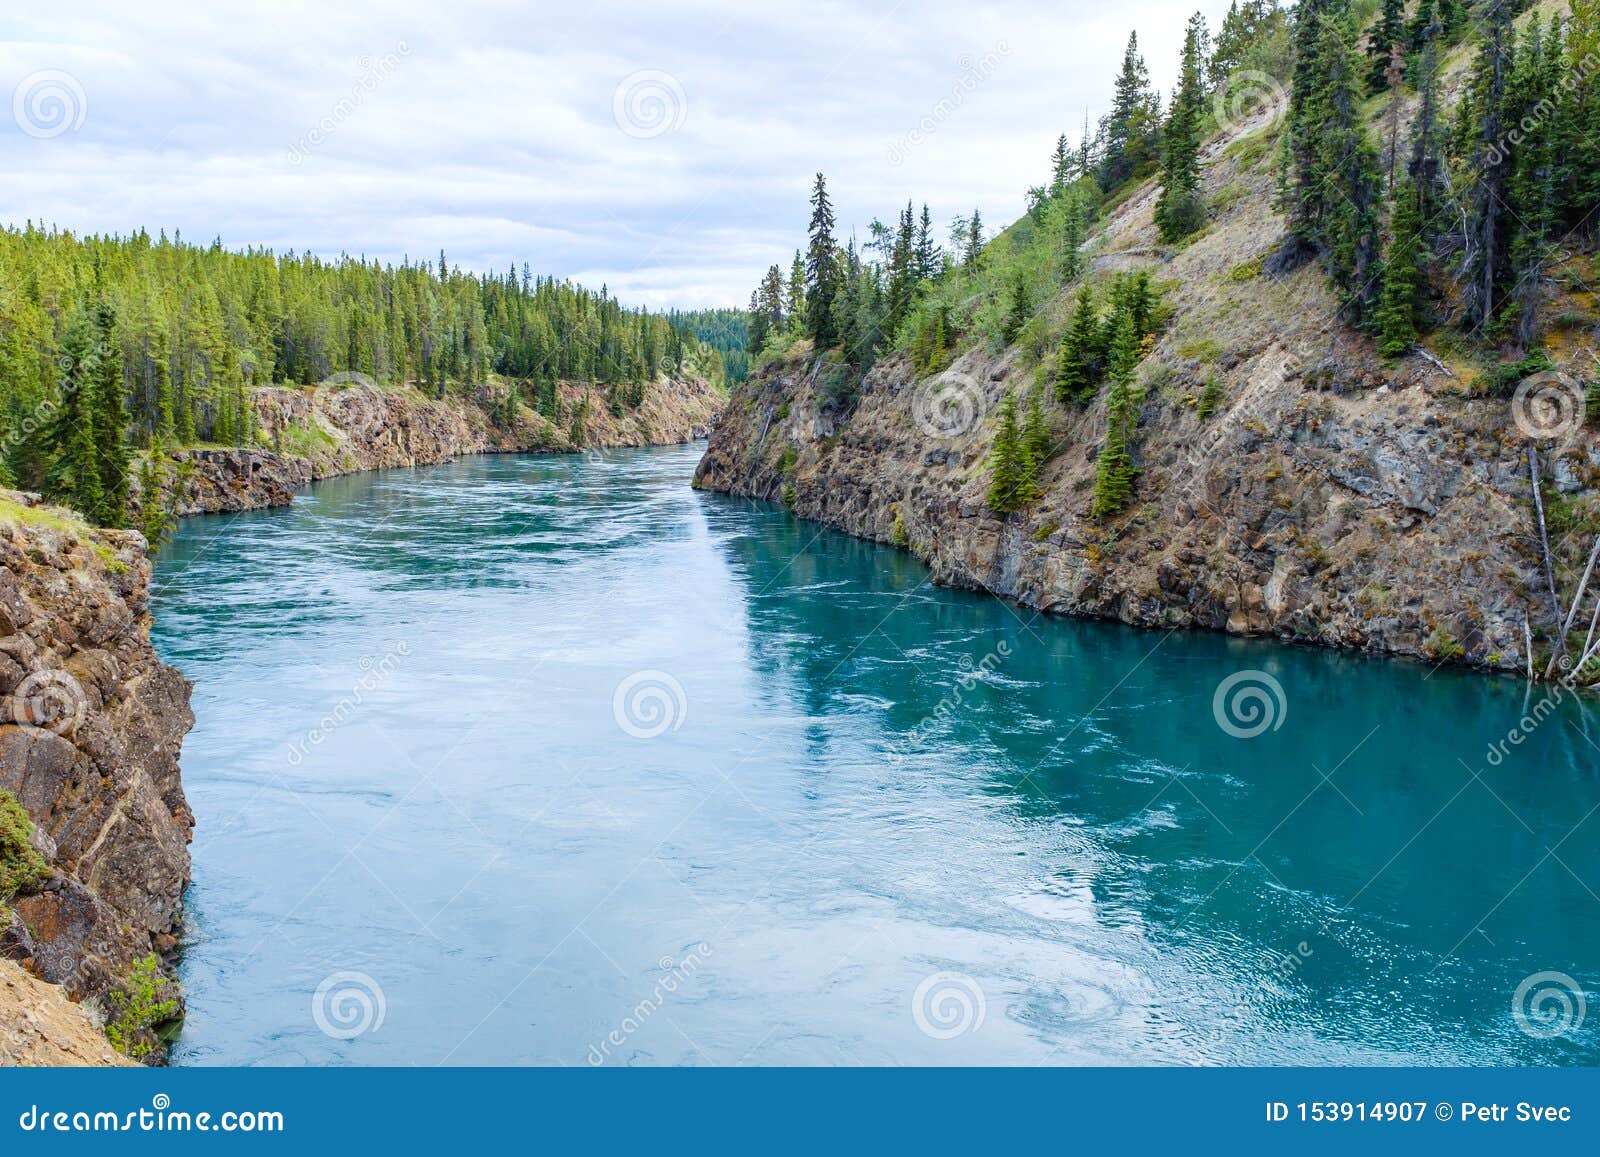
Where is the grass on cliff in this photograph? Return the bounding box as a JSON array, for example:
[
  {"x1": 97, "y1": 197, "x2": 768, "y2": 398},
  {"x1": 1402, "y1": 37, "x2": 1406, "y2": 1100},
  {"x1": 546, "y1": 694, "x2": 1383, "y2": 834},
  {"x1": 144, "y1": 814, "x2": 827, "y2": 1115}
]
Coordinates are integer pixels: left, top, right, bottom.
[{"x1": 0, "y1": 497, "x2": 125, "y2": 570}]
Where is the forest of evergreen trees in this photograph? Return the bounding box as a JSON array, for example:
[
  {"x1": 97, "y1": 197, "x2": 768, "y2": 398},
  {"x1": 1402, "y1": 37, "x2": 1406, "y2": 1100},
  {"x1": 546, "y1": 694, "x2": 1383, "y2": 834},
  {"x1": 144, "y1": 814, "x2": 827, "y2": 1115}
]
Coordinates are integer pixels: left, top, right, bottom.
[
  {"x1": 746, "y1": 0, "x2": 1600, "y2": 520},
  {"x1": 0, "y1": 225, "x2": 725, "y2": 528}
]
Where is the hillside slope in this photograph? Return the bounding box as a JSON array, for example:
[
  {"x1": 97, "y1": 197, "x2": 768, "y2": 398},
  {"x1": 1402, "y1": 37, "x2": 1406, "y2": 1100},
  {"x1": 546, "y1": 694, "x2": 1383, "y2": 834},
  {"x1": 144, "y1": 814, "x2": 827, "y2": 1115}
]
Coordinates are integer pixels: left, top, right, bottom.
[{"x1": 695, "y1": 101, "x2": 1582, "y2": 674}]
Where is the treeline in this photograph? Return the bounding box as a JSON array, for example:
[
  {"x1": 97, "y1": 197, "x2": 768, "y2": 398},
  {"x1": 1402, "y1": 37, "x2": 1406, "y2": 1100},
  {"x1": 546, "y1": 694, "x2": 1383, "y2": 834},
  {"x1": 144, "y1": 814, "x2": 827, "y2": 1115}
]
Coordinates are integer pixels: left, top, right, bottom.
[{"x1": 0, "y1": 224, "x2": 724, "y2": 525}]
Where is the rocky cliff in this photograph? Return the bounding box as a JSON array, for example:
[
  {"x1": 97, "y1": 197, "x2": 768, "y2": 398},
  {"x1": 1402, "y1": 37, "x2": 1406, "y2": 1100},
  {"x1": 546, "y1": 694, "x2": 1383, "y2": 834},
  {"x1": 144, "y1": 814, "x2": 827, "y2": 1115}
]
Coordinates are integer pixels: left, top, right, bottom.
[
  {"x1": 694, "y1": 110, "x2": 1589, "y2": 675},
  {"x1": 142, "y1": 374, "x2": 722, "y2": 517},
  {"x1": 0, "y1": 493, "x2": 191, "y2": 1063}
]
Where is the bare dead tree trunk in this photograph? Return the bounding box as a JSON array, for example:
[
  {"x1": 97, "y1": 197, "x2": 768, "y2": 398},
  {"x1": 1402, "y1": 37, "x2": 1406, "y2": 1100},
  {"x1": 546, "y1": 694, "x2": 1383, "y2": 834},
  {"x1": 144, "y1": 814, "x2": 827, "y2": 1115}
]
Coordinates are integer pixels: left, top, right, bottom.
[{"x1": 1530, "y1": 447, "x2": 1563, "y2": 665}]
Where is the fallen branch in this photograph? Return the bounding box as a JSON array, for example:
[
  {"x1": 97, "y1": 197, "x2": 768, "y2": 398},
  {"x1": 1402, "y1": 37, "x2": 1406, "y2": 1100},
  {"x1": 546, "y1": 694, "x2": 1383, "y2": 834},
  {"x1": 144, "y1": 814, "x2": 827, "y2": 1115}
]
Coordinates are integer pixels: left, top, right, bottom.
[
  {"x1": 1415, "y1": 348, "x2": 1456, "y2": 379},
  {"x1": 1546, "y1": 532, "x2": 1600, "y2": 679},
  {"x1": 1530, "y1": 447, "x2": 1563, "y2": 646}
]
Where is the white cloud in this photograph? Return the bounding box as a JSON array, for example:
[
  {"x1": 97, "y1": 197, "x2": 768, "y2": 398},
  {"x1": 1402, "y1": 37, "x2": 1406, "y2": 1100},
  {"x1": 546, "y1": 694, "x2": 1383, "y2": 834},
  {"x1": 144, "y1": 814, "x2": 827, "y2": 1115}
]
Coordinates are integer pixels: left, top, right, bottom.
[{"x1": 1, "y1": 0, "x2": 1233, "y2": 309}]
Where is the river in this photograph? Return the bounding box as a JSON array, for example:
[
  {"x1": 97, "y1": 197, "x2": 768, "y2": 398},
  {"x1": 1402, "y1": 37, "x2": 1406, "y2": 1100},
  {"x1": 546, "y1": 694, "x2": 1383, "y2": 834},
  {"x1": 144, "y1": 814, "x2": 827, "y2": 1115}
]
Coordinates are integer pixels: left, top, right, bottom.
[{"x1": 149, "y1": 443, "x2": 1600, "y2": 1065}]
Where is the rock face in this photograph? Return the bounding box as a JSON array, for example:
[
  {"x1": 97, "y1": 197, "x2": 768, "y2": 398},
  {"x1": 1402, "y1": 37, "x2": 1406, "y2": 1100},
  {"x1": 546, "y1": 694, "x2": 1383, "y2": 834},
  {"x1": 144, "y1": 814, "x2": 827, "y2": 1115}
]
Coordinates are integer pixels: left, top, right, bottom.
[
  {"x1": 141, "y1": 376, "x2": 722, "y2": 516},
  {"x1": 0, "y1": 493, "x2": 192, "y2": 1063},
  {"x1": 0, "y1": 958, "x2": 131, "y2": 1066},
  {"x1": 694, "y1": 119, "x2": 1571, "y2": 674}
]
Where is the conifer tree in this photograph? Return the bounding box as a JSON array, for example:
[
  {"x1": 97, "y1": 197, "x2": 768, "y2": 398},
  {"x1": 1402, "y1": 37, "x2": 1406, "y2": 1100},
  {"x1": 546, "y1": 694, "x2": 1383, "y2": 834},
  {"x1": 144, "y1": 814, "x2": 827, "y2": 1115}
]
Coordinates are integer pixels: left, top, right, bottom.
[
  {"x1": 1055, "y1": 285, "x2": 1102, "y2": 404},
  {"x1": 1156, "y1": 14, "x2": 1207, "y2": 244},
  {"x1": 805, "y1": 173, "x2": 840, "y2": 349},
  {"x1": 986, "y1": 389, "x2": 1032, "y2": 515},
  {"x1": 1022, "y1": 387, "x2": 1052, "y2": 474},
  {"x1": 90, "y1": 301, "x2": 130, "y2": 526},
  {"x1": 1366, "y1": 0, "x2": 1406, "y2": 94},
  {"x1": 1376, "y1": 180, "x2": 1424, "y2": 357},
  {"x1": 964, "y1": 210, "x2": 984, "y2": 270},
  {"x1": 1001, "y1": 274, "x2": 1033, "y2": 345},
  {"x1": 1101, "y1": 32, "x2": 1159, "y2": 190},
  {"x1": 43, "y1": 313, "x2": 106, "y2": 520},
  {"x1": 1091, "y1": 312, "x2": 1142, "y2": 519}
]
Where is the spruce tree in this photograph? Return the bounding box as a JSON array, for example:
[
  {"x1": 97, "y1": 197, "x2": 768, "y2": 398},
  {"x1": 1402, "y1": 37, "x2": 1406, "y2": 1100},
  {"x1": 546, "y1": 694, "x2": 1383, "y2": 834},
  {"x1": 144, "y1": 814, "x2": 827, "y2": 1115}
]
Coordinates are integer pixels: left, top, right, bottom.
[
  {"x1": 1376, "y1": 181, "x2": 1424, "y2": 357},
  {"x1": 805, "y1": 173, "x2": 839, "y2": 348},
  {"x1": 1101, "y1": 32, "x2": 1159, "y2": 190},
  {"x1": 43, "y1": 313, "x2": 106, "y2": 521},
  {"x1": 1091, "y1": 312, "x2": 1142, "y2": 520},
  {"x1": 1001, "y1": 274, "x2": 1033, "y2": 345},
  {"x1": 1022, "y1": 387, "x2": 1052, "y2": 475},
  {"x1": 1055, "y1": 286, "x2": 1102, "y2": 404},
  {"x1": 1366, "y1": 0, "x2": 1406, "y2": 94},
  {"x1": 1156, "y1": 13, "x2": 1207, "y2": 244},
  {"x1": 90, "y1": 301, "x2": 130, "y2": 526},
  {"x1": 986, "y1": 389, "x2": 1027, "y2": 515}
]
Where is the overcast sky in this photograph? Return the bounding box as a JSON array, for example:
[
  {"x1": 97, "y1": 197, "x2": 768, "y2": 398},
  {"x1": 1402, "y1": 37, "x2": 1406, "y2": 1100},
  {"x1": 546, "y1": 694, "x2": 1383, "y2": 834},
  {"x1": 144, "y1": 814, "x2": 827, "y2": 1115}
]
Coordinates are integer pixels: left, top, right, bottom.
[{"x1": 2, "y1": 0, "x2": 1229, "y2": 310}]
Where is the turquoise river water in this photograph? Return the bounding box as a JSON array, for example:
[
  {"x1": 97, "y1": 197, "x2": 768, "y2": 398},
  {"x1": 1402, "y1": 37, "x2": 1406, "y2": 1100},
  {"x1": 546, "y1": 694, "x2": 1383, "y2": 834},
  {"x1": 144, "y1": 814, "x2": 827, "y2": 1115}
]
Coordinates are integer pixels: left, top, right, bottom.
[{"x1": 149, "y1": 443, "x2": 1600, "y2": 1065}]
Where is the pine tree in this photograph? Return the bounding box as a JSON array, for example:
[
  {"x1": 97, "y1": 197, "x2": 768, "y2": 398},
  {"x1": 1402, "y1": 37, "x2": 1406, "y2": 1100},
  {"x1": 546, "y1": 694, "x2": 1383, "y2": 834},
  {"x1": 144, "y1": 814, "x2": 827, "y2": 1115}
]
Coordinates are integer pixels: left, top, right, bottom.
[
  {"x1": 1366, "y1": 0, "x2": 1406, "y2": 94},
  {"x1": 90, "y1": 301, "x2": 130, "y2": 526},
  {"x1": 1091, "y1": 311, "x2": 1142, "y2": 519},
  {"x1": 1376, "y1": 180, "x2": 1424, "y2": 357},
  {"x1": 1463, "y1": 0, "x2": 1514, "y2": 332},
  {"x1": 1051, "y1": 134, "x2": 1073, "y2": 191},
  {"x1": 1055, "y1": 285, "x2": 1102, "y2": 404},
  {"x1": 805, "y1": 173, "x2": 840, "y2": 349},
  {"x1": 1156, "y1": 13, "x2": 1207, "y2": 244},
  {"x1": 986, "y1": 390, "x2": 1031, "y2": 514},
  {"x1": 1022, "y1": 387, "x2": 1052, "y2": 473},
  {"x1": 787, "y1": 251, "x2": 807, "y2": 332},
  {"x1": 42, "y1": 313, "x2": 106, "y2": 521},
  {"x1": 964, "y1": 210, "x2": 985, "y2": 270},
  {"x1": 1101, "y1": 31, "x2": 1159, "y2": 190},
  {"x1": 1001, "y1": 274, "x2": 1033, "y2": 345}
]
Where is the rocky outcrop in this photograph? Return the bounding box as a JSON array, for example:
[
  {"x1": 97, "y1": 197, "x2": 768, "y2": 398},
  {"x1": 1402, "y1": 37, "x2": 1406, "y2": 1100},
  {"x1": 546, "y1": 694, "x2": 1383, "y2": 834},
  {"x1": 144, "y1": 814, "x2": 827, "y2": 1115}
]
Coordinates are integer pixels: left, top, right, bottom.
[
  {"x1": 142, "y1": 375, "x2": 722, "y2": 517},
  {"x1": 0, "y1": 959, "x2": 131, "y2": 1066},
  {"x1": 0, "y1": 493, "x2": 192, "y2": 1063},
  {"x1": 694, "y1": 114, "x2": 1575, "y2": 675}
]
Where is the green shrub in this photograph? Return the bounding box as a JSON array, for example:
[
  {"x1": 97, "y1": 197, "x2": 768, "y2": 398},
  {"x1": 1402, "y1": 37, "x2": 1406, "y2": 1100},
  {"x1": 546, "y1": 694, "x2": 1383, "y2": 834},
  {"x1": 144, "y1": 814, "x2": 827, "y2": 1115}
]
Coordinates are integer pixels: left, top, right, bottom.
[
  {"x1": 104, "y1": 955, "x2": 180, "y2": 1059},
  {"x1": 0, "y1": 790, "x2": 48, "y2": 902}
]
